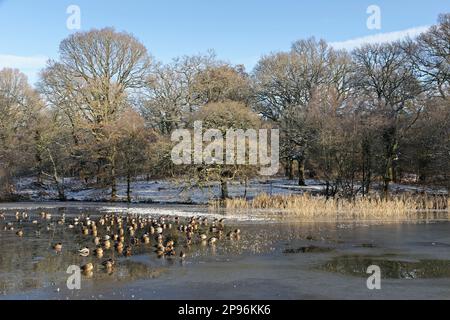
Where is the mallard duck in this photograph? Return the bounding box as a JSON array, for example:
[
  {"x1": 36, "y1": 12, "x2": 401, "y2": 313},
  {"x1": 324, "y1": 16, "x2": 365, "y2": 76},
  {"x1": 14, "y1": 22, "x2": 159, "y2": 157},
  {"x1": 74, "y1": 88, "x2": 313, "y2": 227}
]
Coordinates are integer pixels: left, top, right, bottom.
[
  {"x1": 81, "y1": 263, "x2": 94, "y2": 273},
  {"x1": 103, "y1": 240, "x2": 111, "y2": 250},
  {"x1": 16, "y1": 229, "x2": 24, "y2": 237},
  {"x1": 115, "y1": 241, "x2": 124, "y2": 251},
  {"x1": 95, "y1": 247, "x2": 104, "y2": 257},
  {"x1": 156, "y1": 249, "x2": 164, "y2": 258},
  {"x1": 53, "y1": 243, "x2": 63, "y2": 252},
  {"x1": 124, "y1": 246, "x2": 132, "y2": 257},
  {"x1": 131, "y1": 237, "x2": 139, "y2": 246},
  {"x1": 142, "y1": 234, "x2": 151, "y2": 244},
  {"x1": 165, "y1": 248, "x2": 176, "y2": 256},
  {"x1": 78, "y1": 247, "x2": 90, "y2": 257},
  {"x1": 166, "y1": 240, "x2": 175, "y2": 247},
  {"x1": 179, "y1": 251, "x2": 186, "y2": 259},
  {"x1": 102, "y1": 259, "x2": 115, "y2": 271}
]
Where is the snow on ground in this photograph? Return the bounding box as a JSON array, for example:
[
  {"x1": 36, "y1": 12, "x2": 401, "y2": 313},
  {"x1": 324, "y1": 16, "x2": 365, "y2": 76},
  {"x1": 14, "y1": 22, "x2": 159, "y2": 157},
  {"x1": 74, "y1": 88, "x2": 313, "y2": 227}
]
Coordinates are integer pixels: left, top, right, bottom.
[
  {"x1": 10, "y1": 177, "x2": 448, "y2": 204},
  {"x1": 11, "y1": 177, "x2": 325, "y2": 203},
  {"x1": 99, "y1": 206, "x2": 277, "y2": 222}
]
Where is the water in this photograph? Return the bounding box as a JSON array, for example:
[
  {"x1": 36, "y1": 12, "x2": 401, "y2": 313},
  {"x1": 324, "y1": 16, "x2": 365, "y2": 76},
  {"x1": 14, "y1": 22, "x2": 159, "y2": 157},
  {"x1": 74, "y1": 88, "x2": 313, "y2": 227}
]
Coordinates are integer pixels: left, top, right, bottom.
[{"x1": 0, "y1": 202, "x2": 450, "y2": 300}]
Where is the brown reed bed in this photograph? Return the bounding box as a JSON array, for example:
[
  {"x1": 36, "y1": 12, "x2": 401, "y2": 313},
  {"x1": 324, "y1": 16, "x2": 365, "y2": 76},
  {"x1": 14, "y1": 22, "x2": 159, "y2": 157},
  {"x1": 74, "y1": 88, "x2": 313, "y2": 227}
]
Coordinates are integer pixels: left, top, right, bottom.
[{"x1": 209, "y1": 193, "x2": 450, "y2": 221}]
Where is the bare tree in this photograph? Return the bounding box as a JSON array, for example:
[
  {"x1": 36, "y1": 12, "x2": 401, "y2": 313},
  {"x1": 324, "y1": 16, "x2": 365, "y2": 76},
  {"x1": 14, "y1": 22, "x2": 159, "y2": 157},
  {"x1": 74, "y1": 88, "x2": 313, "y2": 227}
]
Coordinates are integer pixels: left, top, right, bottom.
[
  {"x1": 0, "y1": 68, "x2": 42, "y2": 198},
  {"x1": 352, "y1": 42, "x2": 424, "y2": 197},
  {"x1": 404, "y1": 14, "x2": 449, "y2": 99},
  {"x1": 39, "y1": 28, "x2": 153, "y2": 200},
  {"x1": 191, "y1": 101, "x2": 262, "y2": 200},
  {"x1": 253, "y1": 38, "x2": 351, "y2": 185}
]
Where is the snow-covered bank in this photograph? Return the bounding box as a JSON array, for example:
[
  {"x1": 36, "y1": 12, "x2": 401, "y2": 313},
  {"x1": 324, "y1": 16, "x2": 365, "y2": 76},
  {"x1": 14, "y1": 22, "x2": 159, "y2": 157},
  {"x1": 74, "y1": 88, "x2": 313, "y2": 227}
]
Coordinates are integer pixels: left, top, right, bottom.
[{"x1": 9, "y1": 177, "x2": 449, "y2": 204}]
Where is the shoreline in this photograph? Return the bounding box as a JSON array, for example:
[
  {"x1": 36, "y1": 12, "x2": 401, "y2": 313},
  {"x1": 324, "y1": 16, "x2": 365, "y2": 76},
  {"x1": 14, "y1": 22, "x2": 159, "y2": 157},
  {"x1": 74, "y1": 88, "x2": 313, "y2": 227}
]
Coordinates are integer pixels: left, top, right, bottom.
[{"x1": 0, "y1": 201, "x2": 448, "y2": 225}]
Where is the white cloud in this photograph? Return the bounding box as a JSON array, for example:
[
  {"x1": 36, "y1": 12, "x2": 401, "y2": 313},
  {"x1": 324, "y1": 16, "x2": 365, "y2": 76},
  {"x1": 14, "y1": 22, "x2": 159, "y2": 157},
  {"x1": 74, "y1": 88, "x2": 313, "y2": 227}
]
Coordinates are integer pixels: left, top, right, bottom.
[
  {"x1": 0, "y1": 54, "x2": 48, "y2": 84},
  {"x1": 0, "y1": 54, "x2": 48, "y2": 70},
  {"x1": 330, "y1": 26, "x2": 430, "y2": 51}
]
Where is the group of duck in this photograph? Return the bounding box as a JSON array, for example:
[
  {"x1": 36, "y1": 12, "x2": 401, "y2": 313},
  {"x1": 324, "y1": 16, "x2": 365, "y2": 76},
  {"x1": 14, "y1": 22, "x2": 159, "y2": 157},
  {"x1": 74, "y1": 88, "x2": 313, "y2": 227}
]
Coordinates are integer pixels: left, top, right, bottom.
[{"x1": 0, "y1": 211, "x2": 241, "y2": 276}]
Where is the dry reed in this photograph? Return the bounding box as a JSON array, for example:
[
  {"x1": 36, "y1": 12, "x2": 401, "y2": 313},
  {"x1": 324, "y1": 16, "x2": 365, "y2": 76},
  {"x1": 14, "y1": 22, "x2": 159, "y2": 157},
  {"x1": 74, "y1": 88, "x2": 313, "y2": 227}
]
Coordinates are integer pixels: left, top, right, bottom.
[{"x1": 209, "y1": 193, "x2": 449, "y2": 221}]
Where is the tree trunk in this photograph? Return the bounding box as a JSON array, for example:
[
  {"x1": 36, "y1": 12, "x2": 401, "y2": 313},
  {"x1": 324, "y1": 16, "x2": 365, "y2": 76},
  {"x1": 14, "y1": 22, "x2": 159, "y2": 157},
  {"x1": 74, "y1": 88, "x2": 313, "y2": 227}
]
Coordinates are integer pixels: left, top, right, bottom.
[
  {"x1": 111, "y1": 169, "x2": 117, "y2": 201},
  {"x1": 46, "y1": 148, "x2": 65, "y2": 201},
  {"x1": 35, "y1": 130, "x2": 43, "y2": 184},
  {"x1": 362, "y1": 140, "x2": 372, "y2": 197},
  {"x1": 126, "y1": 173, "x2": 131, "y2": 203},
  {"x1": 285, "y1": 159, "x2": 294, "y2": 180},
  {"x1": 220, "y1": 179, "x2": 229, "y2": 200},
  {"x1": 383, "y1": 178, "x2": 390, "y2": 199},
  {"x1": 57, "y1": 184, "x2": 66, "y2": 201},
  {"x1": 298, "y1": 157, "x2": 306, "y2": 186},
  {"x1": 325, "y1": 181, "x2": 330, "y2": 200},
  {"x1": 383, "y1": 154, "x2": 393, "y2": 199},
  {"x1": 243, "y1": 178, "x2": 248, "y2": 199},
  {"x1": 110, "y1": 147, "x2": 117, "y2": 201},
  {"x1": 382, "y1": 125, "x2": 398, "y2": 199}
]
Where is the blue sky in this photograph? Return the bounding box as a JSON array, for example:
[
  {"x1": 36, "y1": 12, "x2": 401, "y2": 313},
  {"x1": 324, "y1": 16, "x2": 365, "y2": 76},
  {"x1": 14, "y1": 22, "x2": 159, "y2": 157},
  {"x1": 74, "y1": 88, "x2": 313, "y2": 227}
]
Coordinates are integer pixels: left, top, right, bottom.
[{"x1": 0, "y1": 0, "x2": 448, "y2": 84}]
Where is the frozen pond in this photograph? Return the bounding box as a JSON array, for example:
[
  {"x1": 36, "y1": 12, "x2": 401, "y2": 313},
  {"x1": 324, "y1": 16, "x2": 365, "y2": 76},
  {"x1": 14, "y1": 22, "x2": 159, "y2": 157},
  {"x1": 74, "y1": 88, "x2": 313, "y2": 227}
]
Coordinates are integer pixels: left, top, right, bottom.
[{"x1": 0, "y1": 202, "x2": 450, "y2": 300}]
